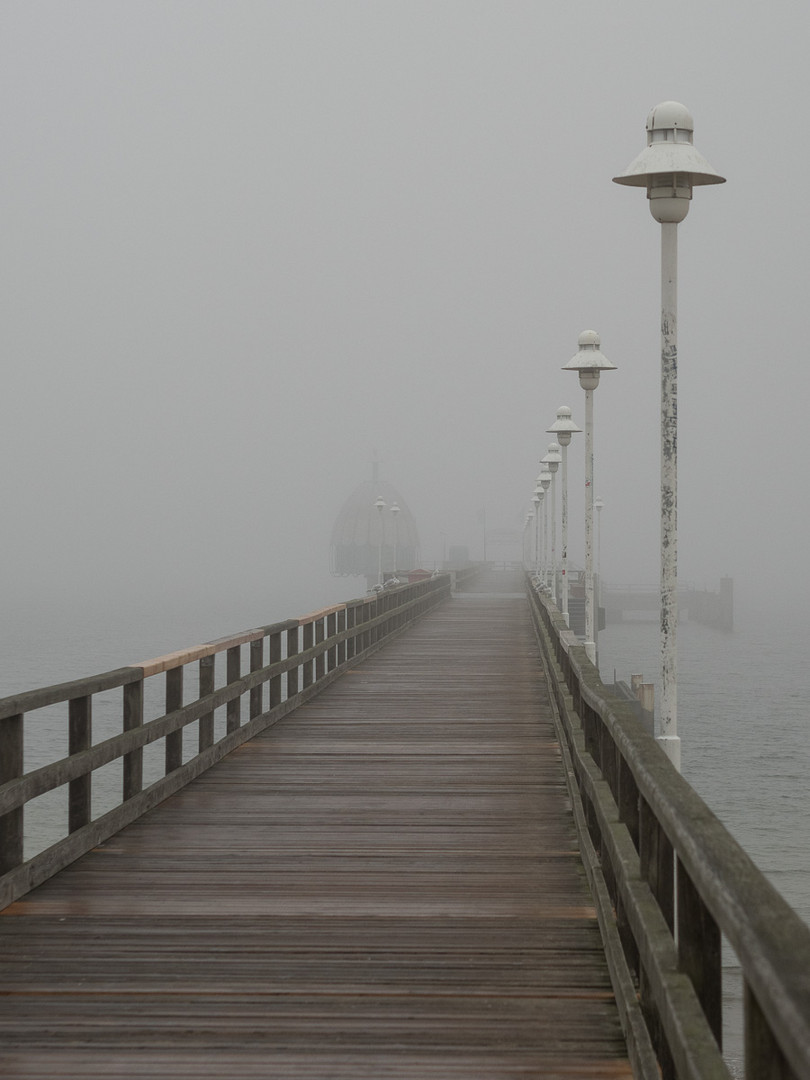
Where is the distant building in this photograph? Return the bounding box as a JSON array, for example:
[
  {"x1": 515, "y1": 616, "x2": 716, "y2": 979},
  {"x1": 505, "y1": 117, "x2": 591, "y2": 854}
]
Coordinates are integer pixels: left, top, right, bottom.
[{"x1": 331, "y1": 466, "x2": 420, "y2": 581}]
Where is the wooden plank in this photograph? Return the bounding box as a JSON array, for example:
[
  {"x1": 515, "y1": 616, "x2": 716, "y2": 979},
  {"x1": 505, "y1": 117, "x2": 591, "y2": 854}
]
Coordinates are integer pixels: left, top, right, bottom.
[{"x1": 0, "y1": 591, "x2": 632, "y2": 1078}]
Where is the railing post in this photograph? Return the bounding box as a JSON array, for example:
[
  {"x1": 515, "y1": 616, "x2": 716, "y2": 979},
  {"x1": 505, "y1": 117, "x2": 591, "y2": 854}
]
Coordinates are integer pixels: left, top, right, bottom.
[
  {"x1": 268, "y1": 630, "x2": 282, "y2": 709},
  {"x1": 327, "y1": 611, "x2": 337, "y2": 671},
  {"x1": 337, "y1": 609, "x2": 346, "y2": 666},
  {"x1": 68, "y1": 695, "x2": 92, "y2": 832},
  {"x1": 199, "y1": 655, "x2": 215, "y2": 751},
  {"x1": 286, "y1": 626, "x2": 299, "y2": 698},
  {"x1": 364, "y1": 602, "x2": 372, "y2": 651},
  {"x1": 315, "y1": 617, "x2": 325, "y2": 680},
  {"x1": 123, "y1": 679, "x2": 144, "y2": 801},
  {"x1": 345, "y1": 605, "x2": 356, "y2": 660},
  {"x1": 678, "y1": 859, "x2": 722, "y2": 1048},
  {"x1": 617, "y1": 752, "x2": 639, "y2": 849},
  {"x1": 639, "y1": 796, "x2": 675, "y2": 932},
  {"x1": 0, "y1": 713, "x2": 23, "y2": 873},
  {"x1": 302, "y1": 622, "x2": 313, "y2": 689},
  {"x1": 250, "y1": 638, "x2": 264, "y2": 719},
  {"x1": 165, "y1": 667, "x2": 183, "y2": 773},
  {"x1": 744, "y1": 981, "x2": 792, "y2": 1080},
  {"x1": 226, "y1": 645, "x2": 241, "y2": 732},
  {"x1": 639, "y1": 965, "x2": 677, "y2": 1080}
]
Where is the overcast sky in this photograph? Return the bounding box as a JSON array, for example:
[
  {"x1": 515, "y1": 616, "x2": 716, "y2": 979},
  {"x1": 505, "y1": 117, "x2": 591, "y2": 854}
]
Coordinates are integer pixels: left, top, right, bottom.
[{"x1": 1, "y1": 0, "x2": 808, "y2": 639}]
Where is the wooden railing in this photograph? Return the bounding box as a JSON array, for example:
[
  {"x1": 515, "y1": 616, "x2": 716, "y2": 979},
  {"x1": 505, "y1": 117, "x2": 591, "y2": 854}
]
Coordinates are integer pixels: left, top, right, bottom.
[
  {"x1": 0, "y1": 574, "x2": 450, "y2": 910},
  {"x1": 527, "y1": 575, "x2": 810, "y2": 1080}
]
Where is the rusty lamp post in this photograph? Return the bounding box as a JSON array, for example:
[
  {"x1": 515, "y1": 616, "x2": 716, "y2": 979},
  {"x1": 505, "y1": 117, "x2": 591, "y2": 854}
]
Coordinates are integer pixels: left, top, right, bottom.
[{"x1": 613, "y1": 102, "x2": 724, "y2": 770}]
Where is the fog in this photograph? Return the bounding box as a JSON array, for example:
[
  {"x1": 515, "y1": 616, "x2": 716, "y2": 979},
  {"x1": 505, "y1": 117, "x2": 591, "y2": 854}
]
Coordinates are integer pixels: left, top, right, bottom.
[{"x1": 1, "y1": 0, "x2": 807, "y2": 649}]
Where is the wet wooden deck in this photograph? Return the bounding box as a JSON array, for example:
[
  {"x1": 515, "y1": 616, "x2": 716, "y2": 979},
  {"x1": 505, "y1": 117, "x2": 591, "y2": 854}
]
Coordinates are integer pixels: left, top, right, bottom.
[{"x1": 0, "y1": 581, "x2": 632, "y2": 1078}]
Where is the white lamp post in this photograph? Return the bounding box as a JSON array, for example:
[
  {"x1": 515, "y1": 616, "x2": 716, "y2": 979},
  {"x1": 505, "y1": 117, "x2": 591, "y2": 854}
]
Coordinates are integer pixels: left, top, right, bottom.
[
  {"x1": 547, "y1": 407, "x2": 581, "y2": 627},
  {"x1": 524, "y1": 509, "x2": 534, "y2": 567},
  {"x1": 613, "y1": 102, "x2": 724, "y2": 771},
  {"x1": 390, "y1": 502, "x2": 400, "y2": 577},
  {"x1": 374, "y1": 496, "x2": 386, "y2": 587},
  {"x1": 540, "y1": 443, "x2": 562, "y2": 603},
  {"x1": 537, "y1": 471, "x2": 552, "y2": 588},
  {"x1": 595, "y1": 496, "x2": 604, "y2": 645},
  {"x1": 532, "y1": 491, "x2": 542, "y2": 574},
  {"x1": 562, "y1": 331, "x2": 616, "y2": 664}
]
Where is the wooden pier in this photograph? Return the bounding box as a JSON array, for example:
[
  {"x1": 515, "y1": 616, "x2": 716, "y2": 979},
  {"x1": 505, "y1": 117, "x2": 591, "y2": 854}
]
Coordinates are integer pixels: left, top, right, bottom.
[
  {"x1": 0, "y1": 576, "x2": 632, "y2": 1078},
  {"x1": 3, "y1": 569, "x2": 809, "y2": 1079}
]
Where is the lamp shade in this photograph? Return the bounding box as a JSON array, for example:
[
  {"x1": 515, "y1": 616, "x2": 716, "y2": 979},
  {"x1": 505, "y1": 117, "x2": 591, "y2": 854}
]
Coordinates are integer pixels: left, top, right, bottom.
[
  {"x1": 613, "y1": 101, "x2": 725, "y2": 188},
  {"x1": 562, "y1": 330, "x2": 616, "y2": 374}
]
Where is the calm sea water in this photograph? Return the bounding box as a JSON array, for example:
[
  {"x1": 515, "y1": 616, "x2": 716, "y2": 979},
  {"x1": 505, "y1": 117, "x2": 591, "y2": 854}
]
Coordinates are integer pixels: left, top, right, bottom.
[{"x1": 1, "y1": 586, "x2": 806, "y2": 1075}]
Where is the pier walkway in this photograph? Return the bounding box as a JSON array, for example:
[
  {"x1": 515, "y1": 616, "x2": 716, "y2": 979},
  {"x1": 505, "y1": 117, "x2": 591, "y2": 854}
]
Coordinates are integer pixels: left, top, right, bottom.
[{"x1": 0, "y1": 576, "x2": 632, "y2": 1078}]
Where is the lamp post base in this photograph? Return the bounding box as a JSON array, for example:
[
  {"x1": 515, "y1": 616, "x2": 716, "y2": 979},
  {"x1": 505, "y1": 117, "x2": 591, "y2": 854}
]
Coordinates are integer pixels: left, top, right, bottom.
[{"x1": 656, "y1": 734, "x2": 681, "y2": 771}]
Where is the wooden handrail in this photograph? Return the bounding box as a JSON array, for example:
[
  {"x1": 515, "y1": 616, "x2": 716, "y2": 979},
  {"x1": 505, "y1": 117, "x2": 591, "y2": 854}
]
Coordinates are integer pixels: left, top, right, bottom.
[
  {"x1": 527, "y1": 574, "x2": 810, "y2": 1080},
  {"x1": 0, "y1": 575, "x2": 451, "y2": 909}
]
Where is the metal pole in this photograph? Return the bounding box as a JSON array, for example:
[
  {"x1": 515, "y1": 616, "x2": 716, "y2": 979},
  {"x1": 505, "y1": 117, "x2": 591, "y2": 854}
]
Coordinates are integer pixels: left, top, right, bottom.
[
  {"x1": 660, "y1": 220, "x2": 680, "y2": 769},
  {"x1": 391, "y1": 504, "x2": 399, "y2": 575},
  {"x1": 543, "y1": 488, "x2": 549, "y2": 591},
  {"x1": 561, "y1": 444, "x2": 569, "y2": 625},
  {"x1": 594, "y1": 498, "x2": 602, "y2": 663},
  {"x1": 375, "y1": 499, "x2": 385, "y2": 587},
  {"x1": 584, "y1": 387, "x2": 595, "y2": 663},
  {"x1": 534, "y1": 502, "x2": 540, "y2": 574},
  {"x1": 550, "y1": 472, "x2": 557, "y2": 604}
]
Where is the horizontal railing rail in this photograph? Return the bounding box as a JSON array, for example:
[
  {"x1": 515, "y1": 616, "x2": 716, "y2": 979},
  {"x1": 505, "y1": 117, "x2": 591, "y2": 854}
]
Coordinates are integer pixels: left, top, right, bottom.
[
  {"x1": 0, "y1": 575, "x2": 451, "y2": 910},
  {"x1": 527, "y1": 574, "x2": 810, "y2": 1080}
]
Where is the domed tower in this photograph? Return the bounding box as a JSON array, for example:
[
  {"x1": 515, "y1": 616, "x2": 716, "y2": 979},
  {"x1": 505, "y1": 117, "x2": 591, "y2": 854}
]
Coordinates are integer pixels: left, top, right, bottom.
[{"x1": 331, "y1": 464, "x2": 420, "y2": 582}]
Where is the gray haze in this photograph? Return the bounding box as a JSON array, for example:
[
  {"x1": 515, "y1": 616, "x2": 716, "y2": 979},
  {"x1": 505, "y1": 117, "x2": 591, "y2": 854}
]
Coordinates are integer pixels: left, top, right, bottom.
[{"x1": 1, "y1": 1, "x2": 807, "y2": 657}]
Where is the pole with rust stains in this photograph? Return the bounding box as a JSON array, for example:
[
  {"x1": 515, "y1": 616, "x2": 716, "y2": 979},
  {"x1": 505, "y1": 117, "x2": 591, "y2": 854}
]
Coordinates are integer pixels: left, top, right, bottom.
[{"x1": 613, "y1": 101, "x2": 725, "y2": 771}]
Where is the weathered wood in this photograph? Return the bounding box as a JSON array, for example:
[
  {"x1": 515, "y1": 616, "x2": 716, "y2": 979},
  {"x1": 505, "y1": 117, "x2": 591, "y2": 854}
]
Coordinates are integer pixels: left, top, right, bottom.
[
  {"x1": 226, "y1": 645, "x2": 241, "y2": 733},
  {"x1": 0, "y1": 713, "x2": 23, "y2": 874},
  {"x1": 198, "y1": 654, "x2": 215, "y2": 751},
  {"x1": 268, "y1": 630, "x2": 282, "y2": 709},
  {"x1": 0, "y1": 584, "x2": 631, "y2": 1078},
  {"x1": 678, "y1": 858, "x2": 722, "y2": 1048},
  {"x1": 327, "y1": 611, "x2": 337, "y2": 670},
  {"x1": 315, "y1": 618, "x2": 325, "y2": 680},
  {"x1": 249, "y1": 638, "x2": 263, "y2": 720},
  {"x1": 528, "y1": 576, "x2": 810, "y2": 1080},
  {"x1": 345, "y1": 604, "x2": 356, "y2": 661},
  {"x1": 639, "y1": 796, "x2": 675, "y2": 933},
  {"x1": 286, "y1": 625, "x2": 299, "y2": 698},
  {"x1": 301, "y1": 622, "x2": 313, "y2": 689},
  {"x1": 745, "y1": 981, "x2": 796, "y2": 1080},
  {"x1": 164, "y1": 666, "x2": 183, "y2": 773},
  {"x1": 0, "y1": 669, "x2": 139, "y2": 721},
  {"x1": 122, "y1": 679, "x2": 144, "y2": 801},
  {"x1": 0, "y1": 578, "x2": 452, "y2": 919},
  {"x1": 68, "y1": 695, "x2": 92, "y2": 833}
]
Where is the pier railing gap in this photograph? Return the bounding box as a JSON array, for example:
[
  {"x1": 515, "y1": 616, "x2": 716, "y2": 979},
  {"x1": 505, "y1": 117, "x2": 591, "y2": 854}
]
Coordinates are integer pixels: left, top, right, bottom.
[
  {"x1": 0, "y1": 574, "x2": 450, "y2": 910},
  {"x1": 527, "y1": 573, "x2": 810, "y2": 1080}
]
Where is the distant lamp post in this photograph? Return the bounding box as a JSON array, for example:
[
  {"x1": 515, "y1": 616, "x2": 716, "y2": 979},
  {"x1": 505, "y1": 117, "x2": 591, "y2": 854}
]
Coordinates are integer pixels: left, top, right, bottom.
[
  {"x1": 537, "y1": 471, "x2": 552, "y2": 589},
  {"x1": 547, "y1": 407, "x2": 581, "y2": 627},
  {"x1": 562, "y1": 331, "x2": 616, "y2": 664},
  {"x1": 613, "y1": 102, "x2": 725, "y2": 770},
  {"x1": 390, "y1": 502, "x2": 400, "y2": 576},
  {"x1": 540, "y1": 443, "x2": 562, "y2": 603},
  {"x1": 374, "y1": 496, "x2": 386, "y2": 587},
  {"x1": 532, "y1": 491, "x2": 542, "y2": 574},
  {"x1": 524, "y1": 509, "x2": 534, "y2": 566}
]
